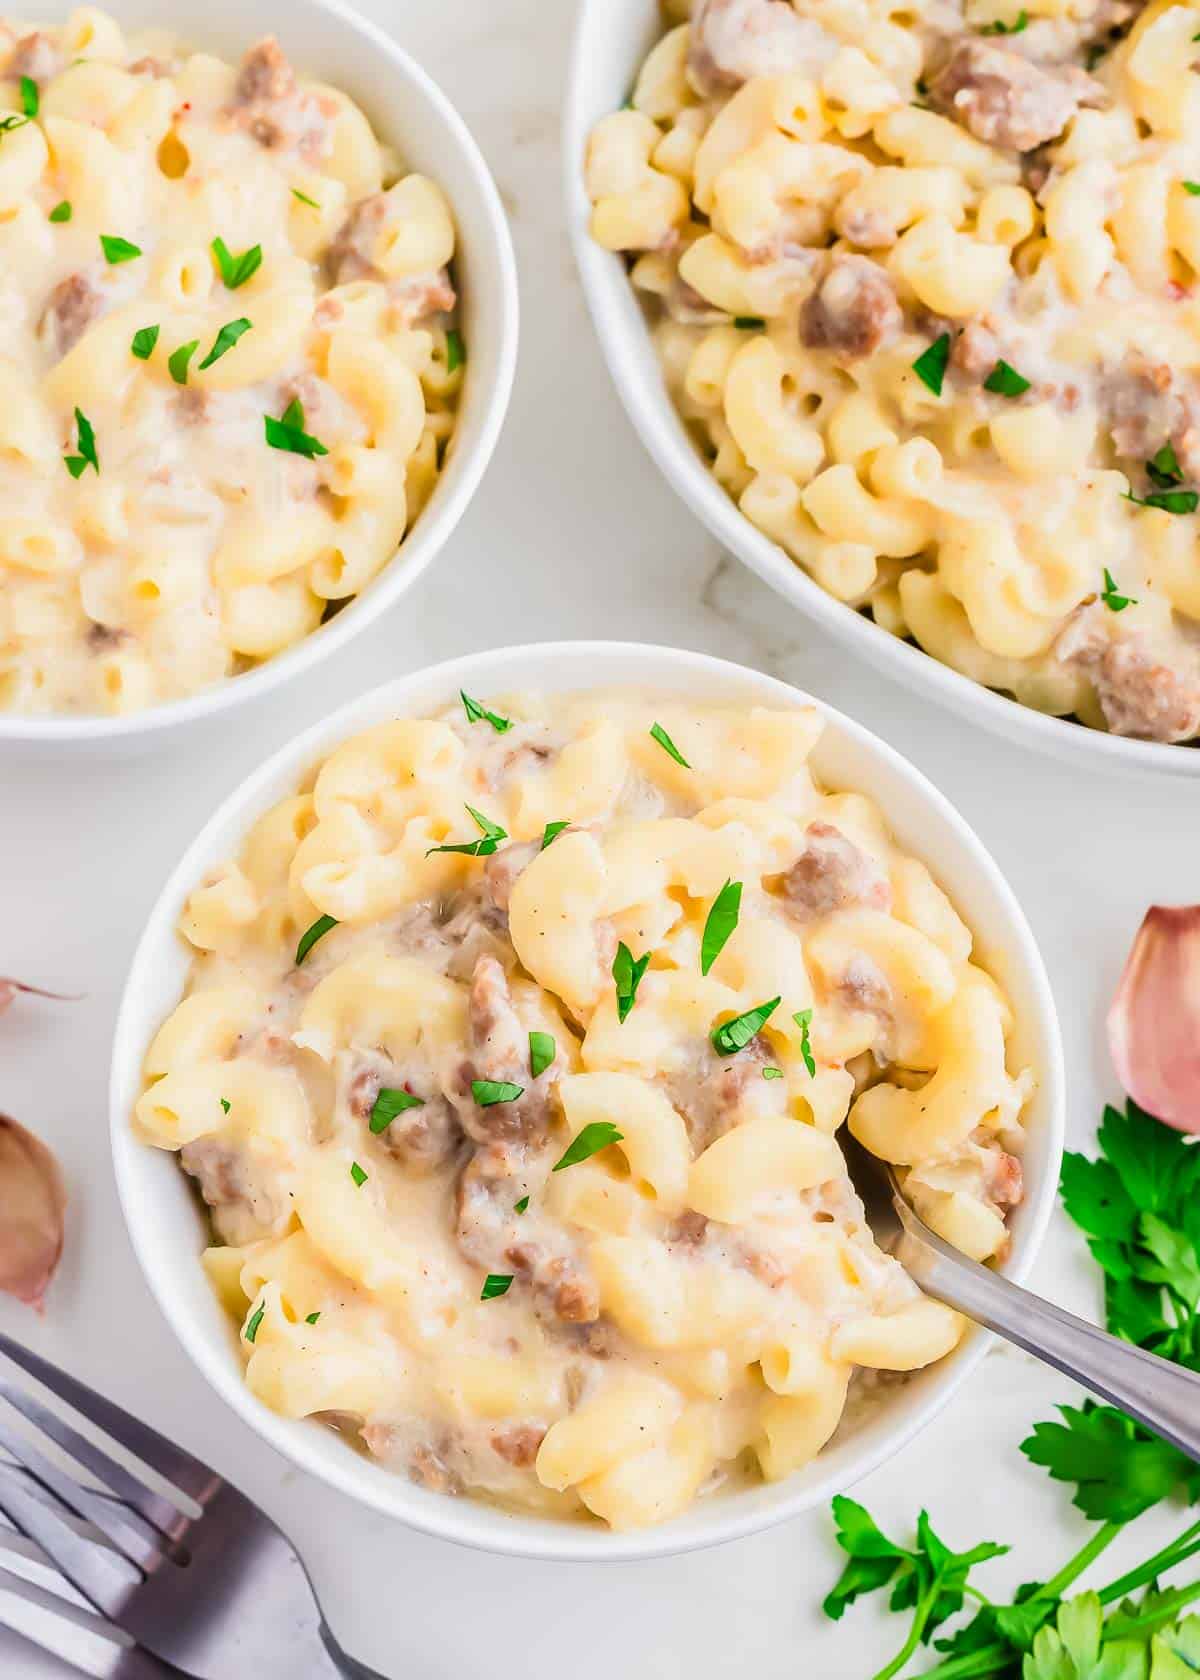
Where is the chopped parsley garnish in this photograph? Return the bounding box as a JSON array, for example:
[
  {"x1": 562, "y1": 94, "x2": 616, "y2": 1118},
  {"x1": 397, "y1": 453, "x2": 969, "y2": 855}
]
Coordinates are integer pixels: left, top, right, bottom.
[
  {"x1": 100, "y1": 234, "x2": 141, "y2": 264},
  {"x1": 553, "y1": 1121, "x2": 625, "y2": 1172},
  {"x1": 349, "y1": 1161, "x2": 368, "y2": 1188},
  {"x1": 211, "y1": 237, "x2": 262, "y2": 290},
  {"x1": 295, "y1": 913, "x2": 338, "y2": 964},
  {"x1": 369, "y1": 1087, "x2": 424, "y2": 1134},
  {"x1": 1125, "y1": 484, "x2": 1199, "y2": 515},
  {"x1": 304, "y1": 1312, "x2": 320, "y2": 1324},
  {"x1": 613, "y1": 942, "x2": 651, "y2": 1023},
  {"x1": 19, "y1": 76, "x2": 37, "y2": 117},
  {"x1": 168, "y1": 339, "x2": 199, "y2": 385},
  {"x1": 0, "y1": 114, "x2": 28, "y2": 135},
  {"x1": 472, "y1": 1079, "x2": 524, "y2": 1107},
  {"x1": 292, "y1": 188, "x2": 321, "y2": 209},
  {"x1": 733, "y1": 316, "x2": 765, "y2": 329},
  {"x1": 912, "y1": 333, "x2": 951, "y2": 396},
  {"x1": 712, "y1": 996, "x2": 781, "y2": 1056},
  {"x1": 1100, "y1": 567, "x2": 1136, "y2": 612},
  {"x1": 199, "y1": 317, "x2": 252, "y2": 370},
  {"x1": 64, "y1": 406, "x2": 98, "y2": 479},
  {"x1": 649, "y1": 722, "x2": 691, "y2": 767},
  {"x1": 48, "y1": 200, "x2": 71, "y2": 222},
  {"x1": 481, "y1": 1273, "x2": 513, "y2": 1300},
  {"x1": 1147, "y1": 441, "x2": 1183, "y2": 487},
  {"x1": 762, "y1": 1067, "x2": 784, "y2": 1080},
  {"x1": 264, "y1": 397, "x2": 329, "y2": 459},
  {"x1": 541, "y1": 820, "x2": 569, "y2": 849},
  {"x1": 244, "y1": 1302, "x2": 265, "y2": 1343},
  {"x1": 983, "y1": 359, "x2": 1031, "y2": 397},
  {"x1": 446, "y1": 329, "x2": 465, "y2": 373},
  {"x1": 460, "y1": 689, "x2": 511, "y2": 733},
  {"x1": 514, "y1": 1195, "x2": 530, "y2": 1215},
  {"x1": 131, "y1": 324, "x2": 159, "y2": 361},
  {"x1": 700, "y1": 879, "x2": 742, "y2": 976},
  {"x1": 1185, "y1": 181, "x2": 1200, "y2": 196},
  {"x1": 529, "y1": 1031, "x2": 556, "y2": 1079},
  {"x1": 981, "y1": 8, "x2": 1028, "y2": 31},
  {"x1": 794, "y1": 1007, "x2": 816, "y2": 1076},
  {"x1": 426, "y1": 804, "x2": 508, "y2": 858},
  {"x1": 220, "y1": 1098, "x2": 231, "y2": 1115}
]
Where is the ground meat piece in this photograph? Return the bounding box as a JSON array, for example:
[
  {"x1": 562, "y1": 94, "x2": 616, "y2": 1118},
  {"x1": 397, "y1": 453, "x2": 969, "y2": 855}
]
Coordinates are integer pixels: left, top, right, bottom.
[
  {"x1": 179, "y1": 1138, "x2": 287, "y2": 1246},
  {"x1": 491, "y1": 1425, "x2": 546, "y2": 1468},
  {"x1": 663, "y1": 1034, "x2": 773, "y2": 1152},
  {"x1": 1102, "y1": 352, "x2": 1200, "y2": 480},
  {"x1": 388, "y1": 270, "x2": 457, "y2": 329},
  {"x1": 7, "y1": 31, "x2": 61, "y2": 84},
  {"x1": 228, "y1": 36, "x2": 330, "y2": 158},
  {"x1": 469, "y1": 953, "x2": 527, "y2": 1085},
  {"x1": 930, "y1": 39, "x2": 1102, "y2": 152},
  {"x1": 800, "y1": 256, "x2": 901, "y2": 362},
  {"x1": 951, "y1": 319, "x2": 1003, "y2": 383},
  {"x1": 39, "y1": 275, "x2": 102, "y2": 360},
  {"x1": 87, "y1": 623, "x2": 127, "y2": 652},
  {"x1": 128, "y1": 55, "x2": 171, "y2": 77},
  {"x1": 175, "y1": 386, "x2": 209, "y2": 426},
  {"x1": 984, "y1": 1148, "x2": 1024, "y2": 1213},
  {"x1": 688, "y1": 0, "x2": 835, "y2": 97},
  {"x1": 408, "y1": 1443, "x2": 461, "y2": 1496},
  {"x1": 482, "y1": 840, "x2": 541, "y2": 920},
  {"x1": 1055, "y1": 605, "x2": 1200, "y2": 743},
  {"x1": 668, "y1": 1211, "x2": 710, "y2": 1247},
  {"x1": 234, "y1": 36, "x2": 295, "y2": 105},
  {"x1": 327, "y1": 194, "x2": 386, "y2": 285},
  {"x1": 838, "y1": 954, "x2": 892, "y2": 1018},
  {"x1": 347, "y1": 1062, "x2": 461, "y2": 1174},
  {"x1": 780, "y1": 822, "x2": 892, "y2": 922}
]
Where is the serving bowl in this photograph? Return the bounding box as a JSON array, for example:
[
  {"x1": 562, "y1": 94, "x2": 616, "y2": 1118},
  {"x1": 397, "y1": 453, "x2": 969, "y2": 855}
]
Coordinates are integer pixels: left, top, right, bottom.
[
  {"x1": 111, "y1": 640, "x2": 1065, "y2": 1560},
  {"x1": 0, "y1": 0, "x2": 517, "y2": 755},
  {"x1": 562, "y1": 0, "x2": 1199, "y2": 782}
]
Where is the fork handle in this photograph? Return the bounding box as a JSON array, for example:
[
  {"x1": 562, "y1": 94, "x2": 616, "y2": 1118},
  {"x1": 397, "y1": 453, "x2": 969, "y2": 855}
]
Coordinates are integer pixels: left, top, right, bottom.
[
  {"x1": 900, "y1": 1217, "x2": 1200, "y2": 1464},
  {"x1": 318, "y1": 1624, "x2": 391, "y2": 1680}
]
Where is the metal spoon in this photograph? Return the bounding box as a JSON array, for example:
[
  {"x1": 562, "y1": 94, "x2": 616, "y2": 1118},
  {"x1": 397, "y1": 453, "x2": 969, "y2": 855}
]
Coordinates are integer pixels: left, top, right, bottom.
[{"x1": 844, "y1": 1136, "x2": 1200, "y2": 1463}]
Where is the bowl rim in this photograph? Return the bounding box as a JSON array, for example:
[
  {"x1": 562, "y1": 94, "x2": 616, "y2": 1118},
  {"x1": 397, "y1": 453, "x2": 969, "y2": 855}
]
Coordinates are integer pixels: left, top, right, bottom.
[
  {"x1": 561, "y1": 0, "x2": 1200, "y2": 781},
  {"x1": 110, "y1": 639, "x2": 1066, "y2": 1561},
  {"x1": 0, "y1": 0, "x2": 519, "y2": 744}
]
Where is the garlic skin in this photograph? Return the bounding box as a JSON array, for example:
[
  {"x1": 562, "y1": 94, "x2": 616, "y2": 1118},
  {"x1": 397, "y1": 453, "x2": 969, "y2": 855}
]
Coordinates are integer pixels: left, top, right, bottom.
[
  {"x1": 0, "y1": 979, "x2": 72, "y2": 1015},
  {"x1": 1107, "y1": 906, "x2": 1200, "y2": 1134},
  {"x1": 0, "y1": 1116, "x2": 67, "y2": 1309}
]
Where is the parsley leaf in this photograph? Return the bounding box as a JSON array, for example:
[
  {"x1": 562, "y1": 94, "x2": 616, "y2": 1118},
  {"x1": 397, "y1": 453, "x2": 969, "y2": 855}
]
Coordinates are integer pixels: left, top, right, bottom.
[
  {"x1": 712, "y1": 996, "x2": 780, "y2": 1056},
  {"x1": 650, "y1": 722, "x2": 691, "y2": 767},
  {"x1": 472, "y1": 1079, "x2": 524, "y2": 1107},
  {"x1": 553, "y1": 1121, "x2": 625, "y2": 1172},
  {"x1": 426, "y1": 804, "x2": 508, "y2": 858},
  {"x1": 211, "y1": 237, "x2": 262, "y2": 290},
  {"x1": 1126, "y1": 485, "x2": 1199, "y2": 515},
  {"x1": 762, "y1": 1067, "x2": 783, "y2": 1079},
  {"x1": 198, "y1": 316, "x2": 252, "y2": 370},
  {"x1": 305, "y1": 1312, "x2": 321, "y2": 1324},
  {"x1": 794, "y1": 1007, "x2": 816, "y2": 1076},
  {"x1": 1021, "y1": 1402, "x2": 1198, "y2": 1522},
  {"x1": 168, "y1": 339, "x2": 199, "y2": 385},
  {"x1": 350, "y1": 1161, "x2": 368, "y2": 1188},
  {"x1": 481, "y1": 1273, "x2": 513, "y2": 1300},
  {"x1": 100, "y1": 234, "x2": 141, "y2": 264},
  {"x1": 295, "y1": 913, "x2": 338, "y2": 964},
  {"x1": 1101, "y1": 568, "x2": 1136, "y2": 612},
  {"x1": 63, "y1": 406, "x2": 98, "y2": 479},
  {"x1": 446, "y1": 328, "x2": 465, "y2": 373},
  {"x1": 513, "y1": 1196, "x2": 529, "y2": 1215},
  {"x1": 700, "y1": 879, "x2": 742, "y2": 976},
  {"x1": 541, "y1": 820, "x2": 569, "y2": 849},
  {"x1": 369, "y1": 1087, "x2": 423, "y2": 1134},
  {"x1": 264, "y1": 398, "x2": 328, "y2": 459},
  {"x1": 1148, "y1": 442, "x2": 1183, "y2": 487},
  {"x1": 1184, "y1": 182, "x2": 1200, "y2": 196},
  {"x1": 244, "y1": 1301, "x2": 265, "y2": 1343},
  {"x1": 130, "y1": 324, "x2": 159, "y2": 361},
  {"x1": 220, "y1": 1098, "x2": 231, "y2": 1115},
  {"x1": 913, "y1": 332, "x2": 951, "y2": 396},
  {"x1": 984, "y1": 359, "x2": 1032, "y2": 397},
  {"x1": 733, "y1": 315, "x2": 765, "y2": 329},
  {"x1": 460, "y1": 689, "x2": 512, "y2": 733},
  {"x1": 529, "y1": 1031, "x2": 556, "y2": 1079},
  {"x1": 292, "y1": 188, "x2": 320, "y2": 209},
  {"x1": 19, "y1": 75, "x2": 37, "y2": 117},
  {"x1": 613, "y1": 942, "x2": 651, "y2": 1022},
  {"x1": 0, "y1": 114, "x2": 28, "y2": 135},
  {"x1": 981, "y1": 8, "x2": 1028, "y2": 30},
  {"x1": 48, "y1": 199, "x2": 71, "y2": 222}
]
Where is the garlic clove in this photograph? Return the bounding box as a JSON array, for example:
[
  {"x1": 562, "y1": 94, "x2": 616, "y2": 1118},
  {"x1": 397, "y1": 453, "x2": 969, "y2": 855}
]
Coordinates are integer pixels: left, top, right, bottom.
[
  {"x1": 1107, "y1": 905, "x2": 1200, "y2": 1134},
  {"x1": 0, "y1": 979, "x2": 75, "y2": 1015},
  {"x1": 0, "y1": 1115, "x2": 67, "y2": 1309}
]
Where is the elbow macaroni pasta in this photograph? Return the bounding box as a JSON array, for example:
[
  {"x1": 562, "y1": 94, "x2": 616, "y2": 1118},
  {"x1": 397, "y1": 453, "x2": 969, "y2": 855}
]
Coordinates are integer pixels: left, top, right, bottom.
[
  {"x1": 0, "y1": 12, "x2": 462, "y2": 715},
  {"x1": 586, "y1": 0, "x2": 1200, "y2": 746},
  {"x1": 135, "y1": 689, "x2": 1033, "y2": 1529}
]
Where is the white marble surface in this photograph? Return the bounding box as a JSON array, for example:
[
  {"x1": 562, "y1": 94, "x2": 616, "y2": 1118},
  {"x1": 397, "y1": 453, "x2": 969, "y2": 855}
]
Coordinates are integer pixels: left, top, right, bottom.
[{"x1": 2, "y1": 1, "x2": 1197, "y2": 1675}]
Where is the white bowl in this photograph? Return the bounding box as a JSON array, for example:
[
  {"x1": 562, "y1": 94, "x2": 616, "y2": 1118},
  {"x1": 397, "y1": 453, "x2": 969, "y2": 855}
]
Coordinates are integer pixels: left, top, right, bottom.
[
  {"x1": 563, "y1": 0, "x2": 1199, "y2": 781},
  {"x1": 111, "y1": 641, "x2": 1065, "y2": 1561},
  {"x1": 0, "y1": 0, "x2": 517, "y2": 754}
]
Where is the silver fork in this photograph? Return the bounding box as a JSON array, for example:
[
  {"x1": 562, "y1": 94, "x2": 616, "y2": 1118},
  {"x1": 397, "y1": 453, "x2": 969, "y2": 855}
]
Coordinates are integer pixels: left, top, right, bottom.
[{"x1": 0, "y1": 1331, "x2": 388, "y2": 1679}]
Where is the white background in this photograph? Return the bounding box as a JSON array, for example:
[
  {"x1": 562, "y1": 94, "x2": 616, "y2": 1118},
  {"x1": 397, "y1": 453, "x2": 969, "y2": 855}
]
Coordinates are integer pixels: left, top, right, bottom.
[{"x1": 2, "y1": 1, "x2": 1197, "y2": 1675}]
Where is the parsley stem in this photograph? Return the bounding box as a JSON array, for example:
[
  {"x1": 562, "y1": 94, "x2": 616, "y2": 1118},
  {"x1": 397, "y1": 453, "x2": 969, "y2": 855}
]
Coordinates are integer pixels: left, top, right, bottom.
[
  {"x1": 1104, "y1": 1577, "x2": 1200, "y2": 1636},
  {"x1": 1098, "y1": 1519, "x2": 1200, "y2": 1604},
  {"x1": 1037, "y1": 1519, "x2": 1122, "y2": 1600},
  {"x1": 871, "y1": 1585, "x2": 939, "y2": 1680},
  {"x1": 922, "y1": 1652, "x2": 1014, "y2": 1680}
]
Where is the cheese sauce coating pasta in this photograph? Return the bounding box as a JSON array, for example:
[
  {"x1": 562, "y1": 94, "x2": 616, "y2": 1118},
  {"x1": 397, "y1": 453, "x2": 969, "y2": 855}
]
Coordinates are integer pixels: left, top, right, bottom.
[
  {"x1": 586, "y1": 0, "x2": 1200, "y2": 745},
  {"x1": 0, "y1": 10, "x2": 461, "y2": 715},
  {"x1": 135, "y1": 691, "x2": 1033, "y2": 1529}
]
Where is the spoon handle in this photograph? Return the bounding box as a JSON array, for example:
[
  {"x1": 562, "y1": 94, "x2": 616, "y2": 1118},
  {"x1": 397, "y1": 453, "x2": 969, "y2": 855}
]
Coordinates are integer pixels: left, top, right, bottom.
[{"x1": 894, "y1": 1198, "x2": 1200, "y2": 1464}]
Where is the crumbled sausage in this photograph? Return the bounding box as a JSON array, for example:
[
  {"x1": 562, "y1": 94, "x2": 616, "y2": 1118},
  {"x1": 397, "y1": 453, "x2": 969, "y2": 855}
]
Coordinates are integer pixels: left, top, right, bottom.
[
  {"x1": 482, "y1": 840, "x2": 541, "y2": 919},
  {"x1": 491, "y1": 1425, "x2": 546, "y2": 1468},
  {"x1": 984, "y1": 1149, "x2": 1024, "y2": 1213},
  {"x1": 228, "y1": 36, "x2": 330, "y2": 159},
  {"x1": 408, "y1": 1442, "x2": 462, "y2": 1496},
  {"x1": 1055, "y1": 605, "x2": 1200, "y2": 743},
  {"x1": 388, "y1": 270, "x2": 457, "y2": 329},
  {"x1": 39, "y1": 274, "x2": 102, "y2": 360},
  {"x1": 930, "y1": 39, "x2": 1102, "y2": 152},
  {"x1": 327, "y1": 194, "x2": 386, "y2": 284},
  {"x1": 233, "y1": 36, "x2": 295, "y2": 105},
  {"x1": 347, "y1": 1062, "x2": 461, "y2": 1174},
  {"x1": 800, "y1": 256, "x2": 901, "y2": 362},
  {"x1": 688, "y1": 0, "x2": 835, "y2": 97},
  {"x1": 179, "y1": 1137, "x2": 287, "y2": 1246},
  {"x1": 7, "y1": 31, "x2": 61, "y2": 84},
  {"x1": 951, "y1": 319, "x2": 1003, "y2": 383},
  {"x1": 780, "y1": 822, "x2": 892, "y2": 922},
  {"x1": 663, "y1": 1035, "x2": 773, "y2": 1152},
  {"x1": 1101, "y1": 352, "x2": 1200, "y2": 480}
]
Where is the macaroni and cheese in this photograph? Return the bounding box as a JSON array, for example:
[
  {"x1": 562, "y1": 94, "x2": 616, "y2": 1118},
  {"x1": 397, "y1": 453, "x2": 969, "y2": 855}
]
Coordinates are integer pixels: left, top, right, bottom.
[
  {"x1": 135, "y1": 690, "x2": 1032, "y2": 1529},
  {"x1": 586, "y1": 0, "x2": 1200, "y2": 744},
  {"x1": 0, "y1": 10, "x2": 461, "y2": 715}
]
